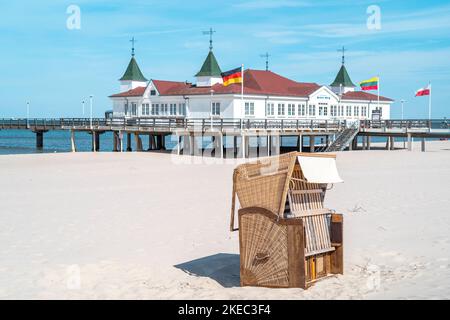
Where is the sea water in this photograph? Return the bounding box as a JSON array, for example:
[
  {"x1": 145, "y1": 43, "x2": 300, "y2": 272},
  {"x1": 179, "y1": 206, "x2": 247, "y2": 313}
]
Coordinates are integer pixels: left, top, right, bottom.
[{"x1": 0, "y1": 129, "x2": 439, "y2": 155}]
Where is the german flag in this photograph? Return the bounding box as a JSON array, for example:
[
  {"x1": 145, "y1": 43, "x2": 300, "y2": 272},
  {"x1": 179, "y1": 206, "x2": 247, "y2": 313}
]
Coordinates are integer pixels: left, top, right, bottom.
[{"x1": 221, "y1": 67, "x2": 243, "y2": 87}]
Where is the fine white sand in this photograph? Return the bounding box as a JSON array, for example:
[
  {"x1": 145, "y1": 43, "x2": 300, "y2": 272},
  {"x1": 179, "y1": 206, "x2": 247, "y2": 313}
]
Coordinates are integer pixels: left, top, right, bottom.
[{"x1": 0, "y1": 140, "x2": 449, "y2": 299}]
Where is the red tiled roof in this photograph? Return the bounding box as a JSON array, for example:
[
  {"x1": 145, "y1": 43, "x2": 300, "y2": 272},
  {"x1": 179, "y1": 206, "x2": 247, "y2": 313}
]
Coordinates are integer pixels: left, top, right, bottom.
[
  {"x1": 109, "y1": 70, "x2": 393, "y2": 102},
  {"x1": 341, "y1": 91, "x2": 393, "y2": 102},
  {"x1": 109, "y1": 86, "x2": 146, "y2": 98},
  {"x1": 153, "y1": 70, "x2": 321, "y2": 97}
]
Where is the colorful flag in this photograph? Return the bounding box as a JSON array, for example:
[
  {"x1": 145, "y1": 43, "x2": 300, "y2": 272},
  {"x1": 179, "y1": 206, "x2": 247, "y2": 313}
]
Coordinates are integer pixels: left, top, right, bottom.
[
  {"x1": 359, "y1": 77, "x2": 379, "y2": 91},
  {"x1": 221, "y1": 67, "x2": 243, "y2": 87},
  {"x1": 415, "y1": 84, "x2": 431, "y2": 97}
]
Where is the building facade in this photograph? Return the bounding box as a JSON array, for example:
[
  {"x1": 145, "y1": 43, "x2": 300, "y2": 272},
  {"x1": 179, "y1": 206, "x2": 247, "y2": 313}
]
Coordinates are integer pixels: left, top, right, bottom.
[{"x1": 110, "y1": 48, "x2": 393, "y2": 122}]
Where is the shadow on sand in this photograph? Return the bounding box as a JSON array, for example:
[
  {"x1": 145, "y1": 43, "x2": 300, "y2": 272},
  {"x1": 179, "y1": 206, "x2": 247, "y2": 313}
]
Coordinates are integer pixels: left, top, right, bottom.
[{"x1": 174, "y1": 253, "x2": 240, "y2": 288}]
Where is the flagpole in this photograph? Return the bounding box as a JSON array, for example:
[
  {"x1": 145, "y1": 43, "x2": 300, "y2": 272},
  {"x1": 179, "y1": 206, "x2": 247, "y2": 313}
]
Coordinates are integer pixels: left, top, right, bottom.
[
  {"x1": 377, "y1": 75, "x2": 380, "y2": 112},
  {"x1": 428, "y1": 82, "x2": 432, "y2": 120},
  {"x1": 241, "y1": 64, "x2": 244, "y2": 119}
]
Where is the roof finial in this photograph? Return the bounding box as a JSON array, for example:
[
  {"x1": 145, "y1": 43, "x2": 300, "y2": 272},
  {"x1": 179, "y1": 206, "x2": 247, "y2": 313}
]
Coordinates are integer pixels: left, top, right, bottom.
[
  {"x1": 260, "y1": 52, "x2": 271, "y2": 71},
  {"x1": 203, "y1": 27, "x2": 216, "y2": 51},
  {"x1": 338, "y1": 46, "x2": 346, "y2": 65},
  {"x1": 130, "y1": 37, "x2": 137, "y2": 57}
]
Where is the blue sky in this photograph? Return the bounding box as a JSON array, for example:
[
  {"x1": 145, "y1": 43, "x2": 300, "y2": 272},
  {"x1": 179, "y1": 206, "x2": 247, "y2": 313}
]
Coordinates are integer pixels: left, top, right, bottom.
[{"x1": 1, "y1": 0, "x2": 449, "y2": 118}]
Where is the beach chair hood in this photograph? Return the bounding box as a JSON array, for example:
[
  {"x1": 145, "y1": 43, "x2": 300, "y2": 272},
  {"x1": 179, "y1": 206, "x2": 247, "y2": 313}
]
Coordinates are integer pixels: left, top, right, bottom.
[
  {"x1": 297, "y1": 155, "x2": 343, "y2": 184},
  {"x1": 230, "y1": 152, "x2": 343, "y2": 231}
]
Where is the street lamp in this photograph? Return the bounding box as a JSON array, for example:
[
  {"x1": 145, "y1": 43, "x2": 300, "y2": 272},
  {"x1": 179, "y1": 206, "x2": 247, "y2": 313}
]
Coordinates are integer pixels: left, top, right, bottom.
[
  {"x1": 26, "y1": 101, "x2": 30, "y2": 128},
  {"x1": 400, "y1": 99, "x2": 407, "y2": 149},
  {"x1": 400, "y1": 99, "x2": 406, "y2": 121},
  {"x1": 82, "y1": 100, "x2": 85, "y2": 117},
  {"x1": 89, "y1": 95, "x2": 93, "y2": 128}
]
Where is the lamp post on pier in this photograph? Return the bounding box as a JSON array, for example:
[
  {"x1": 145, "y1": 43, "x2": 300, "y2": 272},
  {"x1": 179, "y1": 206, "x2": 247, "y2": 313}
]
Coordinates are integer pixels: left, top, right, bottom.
[
  {"x1": 26, "y1": 101, "x2": 30, "y2": 129},
  {"x1": 89, "y1": 95, "x2": 93, "y2": 129}
]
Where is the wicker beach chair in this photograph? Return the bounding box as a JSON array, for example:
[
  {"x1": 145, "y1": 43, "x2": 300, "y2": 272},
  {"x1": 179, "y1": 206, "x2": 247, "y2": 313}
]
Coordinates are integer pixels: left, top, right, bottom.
[{"x1": 230, "y1": 152, "x2": 344, "y2": 289}]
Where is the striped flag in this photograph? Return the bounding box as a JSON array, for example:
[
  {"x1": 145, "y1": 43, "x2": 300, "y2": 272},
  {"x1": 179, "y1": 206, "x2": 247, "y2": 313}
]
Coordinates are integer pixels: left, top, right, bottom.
[
  {"x1": 415, "y1": 84, "x2": 431, "y2": 97},
  {"x1": 221, "y1": 67, "x2": 243, "y2": 87},
  {"x1": 359, "y1": 76, "x2": 379, "y2": 91}
]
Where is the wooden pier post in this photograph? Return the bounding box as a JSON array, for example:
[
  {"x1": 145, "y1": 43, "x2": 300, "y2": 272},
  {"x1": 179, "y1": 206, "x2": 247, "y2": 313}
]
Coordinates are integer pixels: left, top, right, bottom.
[
  {"x1": 134, "y1": 133, "x2": 143, "y2": 152},
  {"x1": 407, "y1": 133, "x2": 413, "y2": 151},
  {"x1": 148, "y1": 134, "x2": 156, "y2": 151},
  {"x1": 35, "y1": 131, "x2": 44, "y2": 149},
  {"x1": 70, "y1": 130, "x2": 76, "y2": 152},
  {"x1": 271, "y1": 135, "x2": 280, "y2": 156},
  {"x1": 218, "y1": 133, "x2": 224, "y2": 158},
  {"x1": 421, "y1": 138, "x2": 426, "y2": 152},
  {"x1": 297, "y1": 135, "x2": 303, "y2": 152},
  {"x1": 182, "y1": 135, "x2": 189, "y2": 155},
  {"x1": 175, "y1": 135, "x2": 181, "y2": 155},
  {"x1": 310, "y1": 136, "x2": 315, "y2": 153},
  {"x1": 233, "y1": 135, "x2": 238, "y2": 158},
  {"x1": 158, "y1": 134, "x2": 166, "y2": 150},
  {"x1": 95, "y1": 132, "x2": 100, "y2": 151},
  {"x1": 113, "y1": 132, "x2": 119, "y2": 152},
  {"x1": 119, "y1": 132, "x2": 124, "y2": 152},
  {"x1": 267, "y1": 135, "x2": 271, "y2": 156},
  {"x1": 91, "y1": 131, "x2": 97, "y2": 152},
  {"x1": 389, "y1": 136, "x2": 395, "y2": 150},
  {"x1": 189, "y1": 133, "x2": 195, "y2": 156},
  {"x1": 362, "y1": 136, "x2": 367, "y2": 150},
  {"x1": 367, "y1": 136, "x2": 371, "y2": 150},
  {"x1": 126, "y1": 133, "x2": 132, "y2": 152}
]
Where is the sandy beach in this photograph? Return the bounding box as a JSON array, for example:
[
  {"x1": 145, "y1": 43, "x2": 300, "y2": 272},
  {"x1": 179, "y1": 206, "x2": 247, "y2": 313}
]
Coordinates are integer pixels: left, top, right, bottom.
[{"x1": 0, "y1": 140, "x2": 449, "y2": 299}]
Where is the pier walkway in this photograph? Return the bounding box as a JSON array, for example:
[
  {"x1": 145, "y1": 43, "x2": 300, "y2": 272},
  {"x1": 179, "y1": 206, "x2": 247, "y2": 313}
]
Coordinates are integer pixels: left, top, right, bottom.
[{"x1": 0, "y1": 117, "x2": 449, "y2": 156}]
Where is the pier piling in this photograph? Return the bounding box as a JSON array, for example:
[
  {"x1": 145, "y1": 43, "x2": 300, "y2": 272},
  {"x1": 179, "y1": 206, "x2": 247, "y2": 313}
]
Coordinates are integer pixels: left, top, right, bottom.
[
  {"x1": 310, "y1": 136, "x2": 315, "y2": 153},
  {"x1": 70, "y1": 130, "x2": 76, "y2": 152},
  {"x1": 35, "y1": 131, "x2": 44, "y2": 149},
  {"x1": 126, "y1": 133, "x2": 132, "y2": 152}
]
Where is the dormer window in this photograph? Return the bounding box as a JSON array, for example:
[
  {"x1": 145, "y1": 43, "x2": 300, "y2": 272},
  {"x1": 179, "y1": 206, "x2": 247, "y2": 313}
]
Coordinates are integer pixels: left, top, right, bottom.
[{"x1": 150, "y1": 90, "x2": 156, "y2": 96}]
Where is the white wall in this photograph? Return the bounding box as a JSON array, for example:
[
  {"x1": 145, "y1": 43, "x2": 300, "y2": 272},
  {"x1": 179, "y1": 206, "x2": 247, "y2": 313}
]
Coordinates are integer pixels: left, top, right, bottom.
[{"x1": 111, "y1": 84, "x2": 392, "y2": 120}]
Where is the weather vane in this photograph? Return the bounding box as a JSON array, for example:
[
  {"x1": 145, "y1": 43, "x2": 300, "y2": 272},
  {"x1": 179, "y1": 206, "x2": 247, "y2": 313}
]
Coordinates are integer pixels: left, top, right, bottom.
[
  {"x1": 202, "y1": 28, "x2": 216, "y2": 51},
  {"x1": 260, "y1": 52, "x2": 271, "y2": 71},
  {"x1": 338, "y1": 46, "x2": 346, "y2": 65},
  {"x1": 130, "y1": 37, "x2": 137, "y2": 57}
]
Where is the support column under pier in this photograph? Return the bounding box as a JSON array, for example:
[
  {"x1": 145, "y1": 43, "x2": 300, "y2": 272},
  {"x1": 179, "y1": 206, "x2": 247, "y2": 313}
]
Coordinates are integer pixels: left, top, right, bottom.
[
  {"x1": 297, "y1": 135, "x2": 303, "y2": 152},
  {"x1": 35, "y1": 131, "x2": 44, "y2": 149},
  {"x1": 126, "y1": 133, "x2": 132, "y2": 152},
  {"x1": 421, "y1": 138, "x2": 426, "y2": 152},
  {"x1": 134, "y1": 133, "x2": 143, "y2": 152},
  {"x1": 113, "y1": 132, "x2": 119, "y2": 152},
  {"x1": 70, "y1": 130, "x2": 76, "y2": 152},
  {"x1": 407, "y1": 133, "x2": 413, "y2": 151},
  {"x1": 310, "y1": 136, "x2": 316, "y2": 153}
]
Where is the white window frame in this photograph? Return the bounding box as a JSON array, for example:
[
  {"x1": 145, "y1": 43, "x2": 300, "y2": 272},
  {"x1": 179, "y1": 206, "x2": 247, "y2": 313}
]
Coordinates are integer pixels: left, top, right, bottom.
[
  {"x1": 346, "y1": 105, "x2": 351, "y2": 117},
  {"x1": 287, "y1": 104, "x2": 295, "y2": 117},
  {"x1": 211, "y1": 102, "x2": 220, "y2": 116},
  {"x1": 245, "y1": 102, "x2": 255, "y2": 117},
  {"x1": 277, "y1": 103, "x2": 285, "y2": 117},
  {"x1": 266, "y1": 103, "x2": 275, "y2": 117},
  {"x1": 298, "y1": 104, "x2": 306, "y2": 117}
]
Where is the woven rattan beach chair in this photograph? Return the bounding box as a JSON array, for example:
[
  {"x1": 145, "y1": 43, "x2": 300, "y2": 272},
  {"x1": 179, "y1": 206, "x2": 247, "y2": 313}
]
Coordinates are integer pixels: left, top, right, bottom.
[{"x1": 230, "y1": 152, "x2": 344, "y2": 289}]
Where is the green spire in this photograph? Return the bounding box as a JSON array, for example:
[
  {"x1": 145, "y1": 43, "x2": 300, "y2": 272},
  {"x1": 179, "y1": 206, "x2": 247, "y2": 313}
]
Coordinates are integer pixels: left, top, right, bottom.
[
  {"x1": 330, "y1": 64, "x2": 356, "y2": 88},
  {"x1": 195, "y1": 51, "x2": 222, "y2": 77},
  {"x1": 120, "y1": 57, "x2": 148, "y2": 82}
]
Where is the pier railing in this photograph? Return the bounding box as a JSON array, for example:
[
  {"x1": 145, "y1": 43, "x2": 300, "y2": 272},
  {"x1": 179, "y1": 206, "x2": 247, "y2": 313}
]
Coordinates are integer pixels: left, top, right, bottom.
[
  {"x1": 0, "y1": 117, "x2": 347, "y2": 132},
  {"x1": 360, "y1": 119, "x2": 449, "y2": 131}
]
